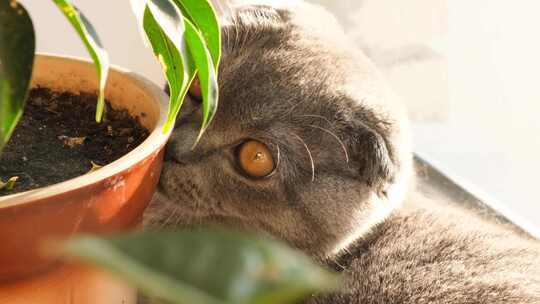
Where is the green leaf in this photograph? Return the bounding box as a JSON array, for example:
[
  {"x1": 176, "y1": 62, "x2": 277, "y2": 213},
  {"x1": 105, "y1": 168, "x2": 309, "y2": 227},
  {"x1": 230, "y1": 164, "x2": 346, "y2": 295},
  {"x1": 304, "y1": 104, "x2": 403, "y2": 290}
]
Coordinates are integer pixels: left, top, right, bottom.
[
  {"x1": 133, "y1": 0, "x2": 221, "y2": 140},
  {"x1": 143, "y1": 0, "x2": 196, "y2": 132},
  {"x1": 62, "y1": 229, "x2": 339, "y2": 304},
  {"x1": 183, "y1": 18, "x2": 219, "y2": 143},
  {"x1": 0, "y1": 176, "x2": 18, "y2": 191},
  {"x1": 52, "y1": 0, "x2": 109, "y2": 122},
  {"x1": 0, "y1": 0, "x2": 35, "y2": 153},
  {"x1": 173, "y1": 0, "x2": 221, "y2": 69}
]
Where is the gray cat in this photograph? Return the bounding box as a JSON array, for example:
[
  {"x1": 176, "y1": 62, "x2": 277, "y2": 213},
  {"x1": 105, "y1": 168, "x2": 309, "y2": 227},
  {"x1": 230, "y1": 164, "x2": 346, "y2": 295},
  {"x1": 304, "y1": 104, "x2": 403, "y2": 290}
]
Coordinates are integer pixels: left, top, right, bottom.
[{"x1": 145, "y1": 1, "x2": 540, "y2": 303}]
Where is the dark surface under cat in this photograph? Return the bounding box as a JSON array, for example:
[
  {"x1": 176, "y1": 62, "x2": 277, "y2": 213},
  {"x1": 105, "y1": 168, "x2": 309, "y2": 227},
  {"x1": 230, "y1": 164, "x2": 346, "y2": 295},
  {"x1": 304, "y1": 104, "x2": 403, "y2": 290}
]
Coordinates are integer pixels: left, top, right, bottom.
[{"x1": 0, "y1": 88, "x2": 149, "y2": 196}]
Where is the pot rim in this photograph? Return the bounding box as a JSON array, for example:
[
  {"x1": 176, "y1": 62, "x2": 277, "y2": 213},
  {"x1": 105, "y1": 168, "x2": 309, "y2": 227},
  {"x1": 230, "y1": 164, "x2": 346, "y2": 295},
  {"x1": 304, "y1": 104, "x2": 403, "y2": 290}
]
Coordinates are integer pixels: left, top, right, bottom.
[{"x1": 0, "y1": 53, "x2": 170, "y2": 209}]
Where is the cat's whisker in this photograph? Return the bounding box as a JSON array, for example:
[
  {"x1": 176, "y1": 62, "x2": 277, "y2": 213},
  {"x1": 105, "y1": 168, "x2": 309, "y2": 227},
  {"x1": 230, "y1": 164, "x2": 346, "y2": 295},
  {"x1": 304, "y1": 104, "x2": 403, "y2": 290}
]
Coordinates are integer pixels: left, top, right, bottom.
[
  {"x1": 291, "y1": 133, "x2": 316, "y2": 182},
  {"x1": 308, "y1": 124, "x2": 350, "y2": 164},
  {"x1": 172, "y1": 209, "x2": 184, "y2": 227},
  {"x1": 241, "y1": 17, "x2": 249, "y2": 49},
  {"x1": 227, "y1": 28, "x2": 233, "y2": 54},
  {"x1": 222, "y1": 28, "x2": 230, "y2": 54},
  {"x1": 161, "y1": 208, "x2": 176, "y2": 228},
  {"x1": 329, "y1": 257, "x2": 346, "y2": 271},
  {"x1": 282, "y1": 97, "x2": 307, "y2": 118},
  {"x1": 231, "y1": 19, "x2": 240, "y2": 51},
  {"x1": 193, "y1": 199, "x2": 204, "y2": 228}
]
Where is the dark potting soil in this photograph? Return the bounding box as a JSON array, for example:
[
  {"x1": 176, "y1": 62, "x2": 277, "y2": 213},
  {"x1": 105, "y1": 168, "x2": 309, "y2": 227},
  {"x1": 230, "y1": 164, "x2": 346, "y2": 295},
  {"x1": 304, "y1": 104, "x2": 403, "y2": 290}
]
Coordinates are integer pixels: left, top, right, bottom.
[{"x1": 0, "y1": 87, "x2": 149, "y2": 196}]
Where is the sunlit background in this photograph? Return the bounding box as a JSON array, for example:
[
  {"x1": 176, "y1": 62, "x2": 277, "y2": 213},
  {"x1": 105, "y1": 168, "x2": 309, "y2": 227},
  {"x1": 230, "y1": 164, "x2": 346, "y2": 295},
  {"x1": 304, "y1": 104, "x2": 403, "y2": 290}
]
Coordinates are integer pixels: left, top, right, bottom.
[{"x1": 23, "y1": 0, "x2": 540, "y2": 227}]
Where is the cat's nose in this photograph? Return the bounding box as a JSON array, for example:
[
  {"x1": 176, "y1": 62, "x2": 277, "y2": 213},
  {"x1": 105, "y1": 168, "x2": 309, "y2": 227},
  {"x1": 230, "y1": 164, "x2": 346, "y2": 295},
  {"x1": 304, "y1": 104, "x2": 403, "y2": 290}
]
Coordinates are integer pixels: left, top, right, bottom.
[{"x1": 165, "y1": 121, "x2": 199, "y2": 164}]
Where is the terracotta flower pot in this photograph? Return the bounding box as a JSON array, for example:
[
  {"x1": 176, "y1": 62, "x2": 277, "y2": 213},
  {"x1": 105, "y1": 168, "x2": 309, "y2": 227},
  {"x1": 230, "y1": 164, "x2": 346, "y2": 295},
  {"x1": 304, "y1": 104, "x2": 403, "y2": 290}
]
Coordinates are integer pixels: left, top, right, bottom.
[{"x1": 0, "y1": 54, "x2": 170, "y2": 303}]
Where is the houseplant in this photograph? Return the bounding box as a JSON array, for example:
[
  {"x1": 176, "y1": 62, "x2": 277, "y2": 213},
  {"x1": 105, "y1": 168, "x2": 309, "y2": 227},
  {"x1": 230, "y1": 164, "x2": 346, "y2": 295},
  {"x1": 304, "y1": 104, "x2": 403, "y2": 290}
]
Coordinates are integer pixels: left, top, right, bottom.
[
  {"x1": 0, "y1": 0, "x2": 219, "y2": 302},
  {"x1": 1, "y1": 0, "x2": 336, "y2": 303}
]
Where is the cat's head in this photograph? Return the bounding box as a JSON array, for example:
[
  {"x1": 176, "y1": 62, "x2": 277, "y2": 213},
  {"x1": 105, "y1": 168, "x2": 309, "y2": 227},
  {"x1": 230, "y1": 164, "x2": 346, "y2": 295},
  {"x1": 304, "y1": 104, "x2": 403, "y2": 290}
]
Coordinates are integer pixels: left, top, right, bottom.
[{"x1": 146, "y1": 0, "x2": 413, "y2": 259}]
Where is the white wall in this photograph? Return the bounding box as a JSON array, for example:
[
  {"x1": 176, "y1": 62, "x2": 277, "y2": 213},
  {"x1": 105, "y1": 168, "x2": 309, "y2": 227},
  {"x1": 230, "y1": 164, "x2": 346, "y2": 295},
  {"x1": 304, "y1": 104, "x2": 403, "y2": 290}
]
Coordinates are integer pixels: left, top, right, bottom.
[{"x1": 414, "y1": 0, "x2": 540, "y2": 225}]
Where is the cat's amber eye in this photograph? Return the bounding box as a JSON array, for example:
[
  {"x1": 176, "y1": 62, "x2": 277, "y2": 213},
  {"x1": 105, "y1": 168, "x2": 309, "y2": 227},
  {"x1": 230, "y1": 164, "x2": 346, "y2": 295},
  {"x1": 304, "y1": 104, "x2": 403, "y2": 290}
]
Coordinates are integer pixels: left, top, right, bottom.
[
  {"x1": 188, "y1": 77, "x2": 202, "y2": 101},
  {"x1": 237, "y1": 140, "x2": 275, "y2": 179}
]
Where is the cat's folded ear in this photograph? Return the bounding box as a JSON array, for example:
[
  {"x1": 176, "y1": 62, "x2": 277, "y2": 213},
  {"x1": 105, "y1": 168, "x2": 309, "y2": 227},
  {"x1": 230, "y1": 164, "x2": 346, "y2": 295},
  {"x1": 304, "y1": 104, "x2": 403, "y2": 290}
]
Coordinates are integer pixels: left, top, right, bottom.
[{"x1": 346, "y1": 115, "x2": 396, "y2": 192}]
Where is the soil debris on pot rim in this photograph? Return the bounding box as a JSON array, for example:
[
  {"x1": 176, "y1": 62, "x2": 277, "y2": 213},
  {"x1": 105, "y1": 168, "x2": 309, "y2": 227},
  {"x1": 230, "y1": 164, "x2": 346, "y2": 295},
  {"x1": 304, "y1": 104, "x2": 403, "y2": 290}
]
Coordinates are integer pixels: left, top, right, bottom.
[{"x1": 0, "y1": 87, "x2": 150, "y2": 196}]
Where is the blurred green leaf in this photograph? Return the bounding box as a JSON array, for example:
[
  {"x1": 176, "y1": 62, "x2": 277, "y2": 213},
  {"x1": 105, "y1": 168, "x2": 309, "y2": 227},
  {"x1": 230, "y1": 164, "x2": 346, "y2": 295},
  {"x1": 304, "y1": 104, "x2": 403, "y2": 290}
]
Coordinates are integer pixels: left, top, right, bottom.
[
  {"x1": 52, "y1": 0, "x2": 109, "y2": 122},
  {"x1": 183, "y1": 18, "x2": 219, "y2": 142},
  {"x1": 143, "y1": 0, "x2": 195, "y2": 132},
  {"x1": 62, "y1": 229, "x2": 339, "y2": 304},
  {"x1": 0, "y1": 0, "x2": 35, "y2": 153},
  {"x1": 173, "y1": 0, "x2": 221, "y2": 68}
]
